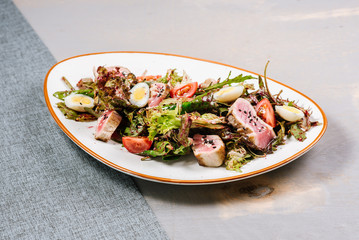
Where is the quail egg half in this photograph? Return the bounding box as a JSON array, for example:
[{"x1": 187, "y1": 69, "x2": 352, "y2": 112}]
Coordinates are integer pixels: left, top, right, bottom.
[
  {"x1": 213, "y1": 85, "x2": 244, "y2": 103},
  {"x1": 275, "y1": 105, "x2": 304, "y2": 122},
  {"x1": 64, "y1": 93, "x2": 94, "y2": 112},
  {"x1": 129, "y1": 82, "x2": 150, "y2": 107}
]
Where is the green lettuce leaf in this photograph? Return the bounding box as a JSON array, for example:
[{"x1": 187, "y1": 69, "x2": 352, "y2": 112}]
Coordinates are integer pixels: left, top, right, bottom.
[
  {"x1": 146, "y1": 109, "x2": 182, "y2": 140},
  {"x1": 56, "y1": 102, "x2": 96, "y2": 121},
  {"x1": 258, "y1": 75, "x2": 265, "y2": 90},
  {"x1": 163, "y1": 145, "x2": 191, "y2": 160},
  {"x1": 181, "y1": 98, "x2": 217, "y2": 114},
  {"x1": 272, "y1": 121, "x2": 286, "y2": 150},
  {"x1": 56, "y1": 102, "x2": 78, "y2": 119},
  {"x1": 124, "y1": 110, "x2": 146, "y2": 137},
  {"x1": 225, "y1": 146, "x2": 252, "y2": 172},
  {"x1": 53, "y1": 89, "x2": 94, "y2": 100},
  {"x1": 289, "y1": 123, "x2": 307, "y2": 142},
  {"x1": 141, "y1": 141, "x2": 174, "y2": 157},
  {"x1": 141, "y1": 140, "x2": 191, "y2": 161},
  {"x1": 158, "y1": 69, "x2": 183, "y2": 87}
]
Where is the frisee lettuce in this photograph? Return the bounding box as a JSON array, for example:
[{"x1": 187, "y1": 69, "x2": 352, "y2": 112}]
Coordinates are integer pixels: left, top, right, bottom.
[{"x1": 146, "y1": 109, "x2": 181, "y2": 140}]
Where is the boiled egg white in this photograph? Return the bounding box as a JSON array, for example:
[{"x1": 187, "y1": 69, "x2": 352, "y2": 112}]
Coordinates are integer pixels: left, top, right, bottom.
[
  {"x1": 213, "y1": 85, "x2": 244, "y2": 103},
  {"x1": 275, "y1": 105, "x2": 304, "y2": 122},
  {"x1": 64, "y1": 93, "x2": 95, "y2": 112},
  {"x1": 129, "y1": 82, "x2": 150, "y2": 107}
]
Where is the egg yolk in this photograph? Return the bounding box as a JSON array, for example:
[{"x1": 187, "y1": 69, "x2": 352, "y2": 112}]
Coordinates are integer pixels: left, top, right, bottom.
[
  {"x1": 133, "y1": 87, "x2": 146, "y2": 101},
  {"x1": 217, "y1": 87, "x2": 235, "y2": 96},
  {"x1": 72, "y1": 96, "x2": 91, "y2": 105},
  {"x1": 282, "y1": 105, "x2": 301, "y2": 113}
]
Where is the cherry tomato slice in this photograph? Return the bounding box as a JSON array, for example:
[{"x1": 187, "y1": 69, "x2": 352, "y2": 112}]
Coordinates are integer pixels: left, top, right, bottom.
[
  {"x1": 170, "y1": 82, "x2": 198, "y2": 98},
  {"x1": 122, "y1": 136, "x2": 152, "y2": 154},
  {"x1": 255, "y1": 98, "x2": 276, "y2": 128}
]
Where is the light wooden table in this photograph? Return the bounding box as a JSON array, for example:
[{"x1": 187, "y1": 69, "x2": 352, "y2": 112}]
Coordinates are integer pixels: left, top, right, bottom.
[{"x1": 15, "y1": 0, "x2": 359, "y2": 238}]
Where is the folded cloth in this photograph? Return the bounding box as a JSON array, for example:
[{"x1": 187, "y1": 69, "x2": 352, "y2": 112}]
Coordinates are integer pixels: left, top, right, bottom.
[{"x1": 0, "y1": 1, "x2": 168, "y2": 239}]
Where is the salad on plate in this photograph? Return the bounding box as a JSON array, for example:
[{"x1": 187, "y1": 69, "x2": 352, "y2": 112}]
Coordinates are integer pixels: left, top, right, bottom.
[{"x1": 53, "y1": 62, "x2": 319, "y2": 172}]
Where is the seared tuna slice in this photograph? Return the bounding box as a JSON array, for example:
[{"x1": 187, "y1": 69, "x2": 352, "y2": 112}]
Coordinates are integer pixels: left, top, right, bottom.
[
  {"x1": 148, "y1": 83, "x2": 170, "y2": 107},
  {"x1": 227, "y1": 98, "x2": 276, "y2": 150},
  {"x1": 192, "y1": 134, "x2": 226, "y2": 167},
  {"x1": 95, "y1": 110, "x2": 122, "y2": 142}
]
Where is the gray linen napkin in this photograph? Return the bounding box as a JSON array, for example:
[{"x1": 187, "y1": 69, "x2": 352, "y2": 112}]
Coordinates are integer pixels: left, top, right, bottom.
[{"x1": 0, "y1": 1, "x2": 168, "y2": 239}]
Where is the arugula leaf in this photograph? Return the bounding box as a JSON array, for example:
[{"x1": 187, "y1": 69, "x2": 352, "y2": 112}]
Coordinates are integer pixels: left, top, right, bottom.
[
  {"x1": 56, "y1": 102, "x2": 78, "y2": 119},
  {"x1": 272, "y1": 121, "x2": 286, "y2": 150},
  {"x1": 263, "y1": 60, "x2": 275, "y2": 102},
  {"x1": 62, "y1": 76, "x2": 75, "y2": 90},
  {"x1": 289, "y1": 123, "x2": 307, "y2": 142},
  {"x1": 162, "y1": 97, "x2": 218, "y2": 114},
  {"x1": 84, "y1": 107, "x2": 101, "y2": 118},
  {"x1": 288, "y1": 101, "x2": 295, "y2": 107},
  {"x1": 56, "y1": 102, "x2": 96, "y2": 121},
  {"x1": 258, "y1": 75, "x2": 265, "y2": 90},
  {"x1": 53, "y1": 89, "x2": 94, "y2": 100},
  {"x1": 181, "y1": 98, "x2": 217, "y2": 114},
  {"x1": 204, "y1": 73, "x2": 256, "y2": 91},
  {"x1": 53, "y1": 91, "x2": 71, "y2": 100}
]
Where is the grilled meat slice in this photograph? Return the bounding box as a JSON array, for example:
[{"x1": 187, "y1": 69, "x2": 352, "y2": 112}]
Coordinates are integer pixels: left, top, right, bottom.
[
  {"x1": 227, "y1": 98, "x2": 276, "y2": 150},
  {"x1": 95, "y1": 110, "x2": 122, "y2": 142},
  {"x1": 192, "y1": 134, "x2": 226, "y2": 167},
  {"x1": 148, "y1": 83, "x2": 170, "y2": 107}
]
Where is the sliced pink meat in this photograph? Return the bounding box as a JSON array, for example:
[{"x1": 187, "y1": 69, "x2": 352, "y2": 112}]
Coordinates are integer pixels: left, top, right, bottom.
[
  {"x1": 95, "y1": 110, "x2": 122, "y2": 142},
  {"x1": 192, "y1": 134, "x2": 226, "y2": 167},
  {"x1": 228, "y1": 98, "x2": 276, "y2": 150},
  {"x1": 148, "y1": 83, "x2": 170, "y2": 107}
]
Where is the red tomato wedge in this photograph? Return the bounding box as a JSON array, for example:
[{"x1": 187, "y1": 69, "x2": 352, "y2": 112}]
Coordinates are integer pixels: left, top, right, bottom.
[
  {"x1": 122, "y1": 136, "x2": 152, "y2": 154},
  {"x1": 170, "y1": 82, "x2": 198, "y2": 98},
  {"x1": 255, "y1": 98, "x2": 276, "y2": 128}
]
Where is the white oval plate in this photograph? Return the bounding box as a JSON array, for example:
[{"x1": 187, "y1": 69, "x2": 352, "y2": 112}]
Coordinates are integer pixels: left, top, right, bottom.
[{"x1": 44, "y1": 52, "x2": 327, "y2": 185}]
